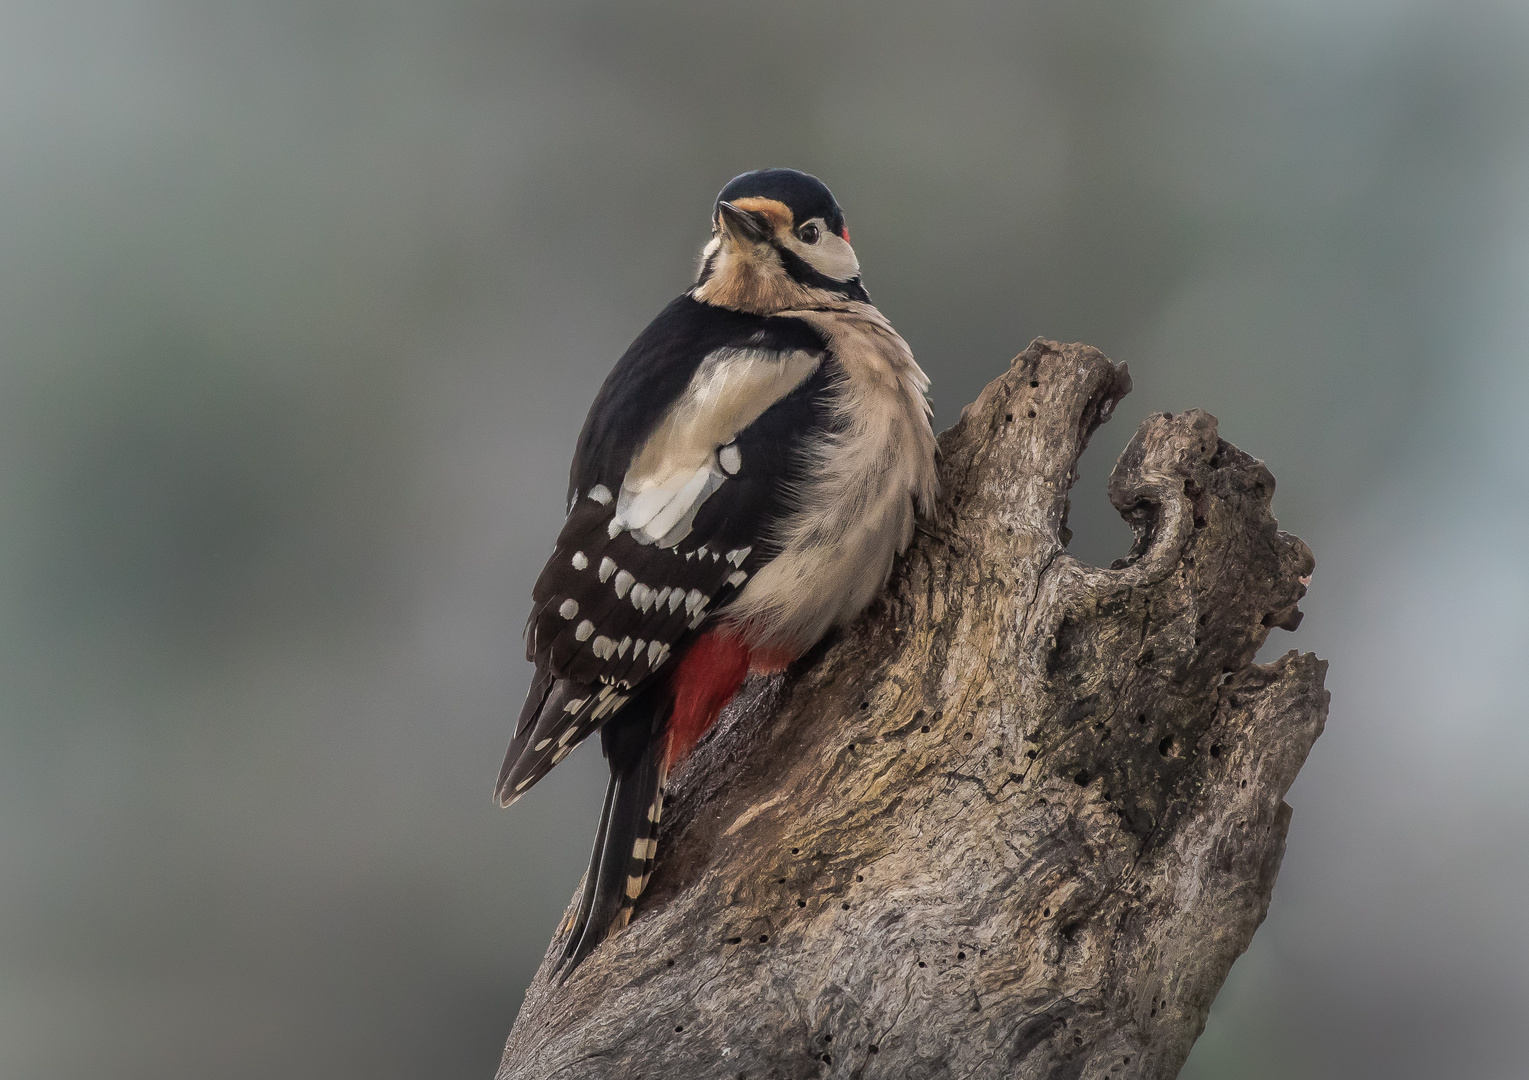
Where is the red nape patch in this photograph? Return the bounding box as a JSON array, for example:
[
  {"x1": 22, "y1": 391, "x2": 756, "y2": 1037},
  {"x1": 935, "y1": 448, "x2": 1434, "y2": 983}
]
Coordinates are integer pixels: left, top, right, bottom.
[
  {"x1": 839, "y1": 225, "x2": 851, "y2": 242},
  {"x1": 663, "y1": 631, "x2": 751, "y2": 769}
]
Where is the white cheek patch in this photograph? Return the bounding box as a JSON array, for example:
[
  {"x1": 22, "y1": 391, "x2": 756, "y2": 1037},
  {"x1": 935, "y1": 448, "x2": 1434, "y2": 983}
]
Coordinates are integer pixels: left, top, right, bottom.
[{"x1": 785, "y1": 224, "x2": 859, "y2": 282}]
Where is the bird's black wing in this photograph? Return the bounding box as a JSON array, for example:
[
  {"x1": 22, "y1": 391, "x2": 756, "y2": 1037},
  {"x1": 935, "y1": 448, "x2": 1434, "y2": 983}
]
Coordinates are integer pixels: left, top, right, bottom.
[{"x1": 496, "y1": 296, "x2": 841, "y2": 805}]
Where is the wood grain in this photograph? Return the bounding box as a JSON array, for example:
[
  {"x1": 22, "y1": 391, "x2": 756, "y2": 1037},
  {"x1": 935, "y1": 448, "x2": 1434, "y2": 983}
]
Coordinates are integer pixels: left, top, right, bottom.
[{"x1": 499, "y1": 340, "x2": 1327, "y2": 1080}]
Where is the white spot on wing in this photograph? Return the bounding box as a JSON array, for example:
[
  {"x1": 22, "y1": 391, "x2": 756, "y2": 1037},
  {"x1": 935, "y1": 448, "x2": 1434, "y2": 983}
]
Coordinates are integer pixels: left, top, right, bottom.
[
  {"x1": 575, "y1": 620, "x2": 594, "y2": 641},
  {"x1": 534, "y1": 738, "x2": 551, "y2": 751},
  {"x1": 599, "y1": 557, "x2": 616, "y2": 583},
  {"x1": 563, "y1": 697, "x2": 587, "y2": 713},
  {"x1": 592, "y1": 691, "x2": 628, "y2": 720},
  {"x1": 614, "y1": 570, "x2": 634, "y2": 599},
  {"x1": 647, "y1": 640, "x2": 663, "y2": 666},
  {"x1": 726, "y1": 546, "x2": 751, "y2": 566},
  {"x1": 607, "y1": 518, "x2": 622, "y2": 539},
  {"x1": 727, "y1": 570, "x2": 748, "y2": 587},
  {"x1": 571, "y1": 551, "x2": 588, "y2": 570},
  {"x1": 558, "y1": 599, "x2": 579, "y2": 619},
  {"x1": 668, "y1": 589, "x2": 684, "y2": 613},
  {"x1": 617, "y1": 636, "x2": 631, "y2": 658},
  {"x1": 685, "y1": 588, "x2": 706, "y2": 616},
  {"x1": 593, "y1": 635, "x2": 614, "y2": 659},
  {"x1": 718, "y1": 443, "x2": 742, "y2": 475},
  {"x1": 588, "y1": 484, "x2": 612, "y2": 505}
]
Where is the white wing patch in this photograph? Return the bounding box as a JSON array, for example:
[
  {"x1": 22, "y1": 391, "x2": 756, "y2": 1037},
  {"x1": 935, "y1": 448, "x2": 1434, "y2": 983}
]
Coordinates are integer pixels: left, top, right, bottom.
[{"x1": 612, "y1": 345, "x2": 820, "y2": 546}]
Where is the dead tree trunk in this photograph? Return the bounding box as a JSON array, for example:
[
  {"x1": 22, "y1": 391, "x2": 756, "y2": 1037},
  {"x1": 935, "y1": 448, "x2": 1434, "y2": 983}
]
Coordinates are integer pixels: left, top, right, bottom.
[{"x1": 498, "y1": 340, "x2": 1327, "y2": 1080}]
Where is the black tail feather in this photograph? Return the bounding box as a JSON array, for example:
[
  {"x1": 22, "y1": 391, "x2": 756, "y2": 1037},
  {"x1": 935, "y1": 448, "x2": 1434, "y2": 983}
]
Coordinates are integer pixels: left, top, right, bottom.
[
  {"x1": 557, "y1": 770, "x2": 616, "y2": 947},
  {"x1": 556, "y1": 696, "x2": 667, "y2": 978}
]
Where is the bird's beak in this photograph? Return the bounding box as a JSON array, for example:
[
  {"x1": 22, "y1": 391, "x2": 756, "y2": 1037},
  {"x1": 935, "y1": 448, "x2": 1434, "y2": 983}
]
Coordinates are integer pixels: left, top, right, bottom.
[{"x1": 716, "y1": 201, "x2": 770, "y2": 243}]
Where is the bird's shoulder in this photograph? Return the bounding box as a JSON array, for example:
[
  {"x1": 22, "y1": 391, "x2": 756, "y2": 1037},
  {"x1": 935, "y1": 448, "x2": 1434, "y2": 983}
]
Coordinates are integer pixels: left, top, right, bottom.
[{"x1": 568, "y1": 295, "x2": 832, "y2": 499}]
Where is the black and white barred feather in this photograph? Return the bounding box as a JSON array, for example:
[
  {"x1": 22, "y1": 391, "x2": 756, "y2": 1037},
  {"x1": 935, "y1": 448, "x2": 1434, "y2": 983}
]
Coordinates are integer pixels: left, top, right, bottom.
[{"x1": 495, "y1": 296, "x2": 841, "y2": 807}]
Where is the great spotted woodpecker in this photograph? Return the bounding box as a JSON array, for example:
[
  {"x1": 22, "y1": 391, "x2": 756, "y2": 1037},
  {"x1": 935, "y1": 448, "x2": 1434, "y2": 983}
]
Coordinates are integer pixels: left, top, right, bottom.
[{"x1": 496, "y1": 168, "x2": 937, "y2": 973}]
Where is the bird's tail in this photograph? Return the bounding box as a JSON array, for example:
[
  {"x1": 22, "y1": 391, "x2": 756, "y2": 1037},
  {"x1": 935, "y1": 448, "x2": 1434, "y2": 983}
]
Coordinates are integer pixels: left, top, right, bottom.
[{"x1": 555, "y1": 694, "x2": 668, "y2": 978}]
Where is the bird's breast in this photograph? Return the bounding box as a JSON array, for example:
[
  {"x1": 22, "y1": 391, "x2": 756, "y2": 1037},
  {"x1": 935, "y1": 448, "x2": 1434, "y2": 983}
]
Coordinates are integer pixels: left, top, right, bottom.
[{"x1": 720, "y1": 303, "x2": 938, "y2": 653}]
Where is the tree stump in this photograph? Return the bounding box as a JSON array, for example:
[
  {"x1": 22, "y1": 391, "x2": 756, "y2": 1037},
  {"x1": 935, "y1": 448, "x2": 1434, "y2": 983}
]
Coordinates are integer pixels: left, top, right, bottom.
[{"x1": 498, "y1": 339, "x2": 1327, "y2": 1080}]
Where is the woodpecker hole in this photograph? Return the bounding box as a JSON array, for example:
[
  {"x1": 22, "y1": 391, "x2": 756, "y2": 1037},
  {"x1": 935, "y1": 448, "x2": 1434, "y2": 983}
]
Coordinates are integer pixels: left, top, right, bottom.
[
  {"x1": 957, "y1": 951, "x2": 966, "y2": 960},
  {"x1": 1028, "y1": 409, "x2": 1037, "y2": 418},
  {"x1": 859, "y1": 700, "x2": 869, "y2": 710},
  {"x1": 855, "y1": 874, "x2": 864, "y2": 882},
  {"x1": 797, "y1": 899, "x2": 807, "y2": 908},
  {"x1": 868, "y1": 1045, "x2": 879, "y2": 1054},
  {"x1": 1158, "y1": 735, "x2": 1175, "y2": 757},
  {"x1": 1074, "y1": 770, "x2": 1090, "y2": 786},
  {"x1": 842, "y1": 902, "x2": 850, "y2": 910},
  {"x1": 1043, "y1": 907, "x2": 1051, "y2": 917},
  {"x1": 666, "y1": 958, "x2": 675, "y2": 967},
  {"x1": 1026, "y1": 749, "x2": 1037, "y2": 759},
  {"x1": 917, "y1": 961, "x2": 926, "y2": 968},
  {"x1": 759, "y1": 934, "x2": 769, "y2": 942},
  {"x1": 726, "y1": 936, "x2": 742, "y2": 944},
  {"x1": 1005, "y1": 412, "x2": 1013, "y2": 422},
  {"x1": 1136, "y1": 713, "x2": 1147, "y2": 724},
  {"x1": 675, "y1": 1024, "x2": 684, "y2": 1032},
  {"x1": 1210, "y1": 744, "x2": 1222, "y2": 758},
  {"x1": 1030, "y1": 379, "x2": 1040, "y2": 388},
  {"x1": 790, "y1": 847, "x2": 800, "y2": 854},
  {"x1": 963, "y1": 732, "x2": 972, "y2": 740},
  {"x1": 920, "y1": 725, "x2": 930, "y2": 733},
  {"x1": 821, "y1": 1054, "x2": 832, "y2": 1064}
]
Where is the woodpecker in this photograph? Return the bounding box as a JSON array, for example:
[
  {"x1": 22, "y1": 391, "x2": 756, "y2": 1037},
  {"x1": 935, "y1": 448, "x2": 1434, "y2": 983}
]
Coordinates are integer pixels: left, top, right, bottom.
[{"x1": 496, "y1": 168, "x2": 937, "y2": 974}]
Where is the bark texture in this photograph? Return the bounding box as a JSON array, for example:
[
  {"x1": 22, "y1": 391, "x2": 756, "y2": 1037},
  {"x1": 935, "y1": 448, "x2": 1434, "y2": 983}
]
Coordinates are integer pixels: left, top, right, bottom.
[{"x1": 499, "y1": 340, "x2": 1327, "y2": 1080}]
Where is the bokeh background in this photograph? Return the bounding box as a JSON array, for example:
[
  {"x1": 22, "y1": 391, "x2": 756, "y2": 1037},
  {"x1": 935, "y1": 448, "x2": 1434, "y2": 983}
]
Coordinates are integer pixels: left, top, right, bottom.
[{"x1": 2, "y1": 2, "x2": 1525, "y2": 1077}]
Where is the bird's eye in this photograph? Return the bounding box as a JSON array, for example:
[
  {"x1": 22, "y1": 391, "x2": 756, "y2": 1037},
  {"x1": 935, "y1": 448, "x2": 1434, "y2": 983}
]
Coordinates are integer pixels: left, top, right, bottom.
[{"x1": 797, "y1": 223, "x2": 820, "y2": 245}]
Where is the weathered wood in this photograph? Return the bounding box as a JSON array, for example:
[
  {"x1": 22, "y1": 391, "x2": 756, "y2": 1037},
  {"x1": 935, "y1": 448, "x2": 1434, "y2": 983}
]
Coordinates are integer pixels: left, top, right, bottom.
[{"x1": 498, "y1": 340, "x2": 1327, "y2": 1080}]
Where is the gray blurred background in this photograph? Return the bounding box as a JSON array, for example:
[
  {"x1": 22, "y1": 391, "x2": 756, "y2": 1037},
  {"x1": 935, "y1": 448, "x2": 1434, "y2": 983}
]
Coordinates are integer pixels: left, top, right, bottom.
[{"x1": 1, "y1": 2, "x2": 1525, "y2": 1077}]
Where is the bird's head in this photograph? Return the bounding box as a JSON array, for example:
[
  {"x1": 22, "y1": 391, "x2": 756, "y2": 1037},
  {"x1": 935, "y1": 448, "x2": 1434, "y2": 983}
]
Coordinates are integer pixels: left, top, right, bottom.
[{"x1": 692, "y1": 168, "x2": 868, "y2": 313}]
